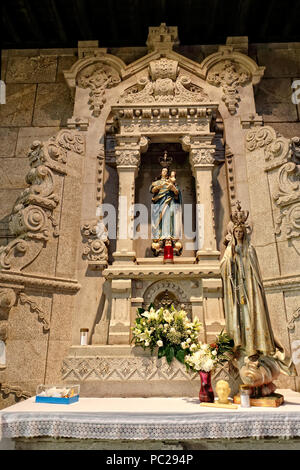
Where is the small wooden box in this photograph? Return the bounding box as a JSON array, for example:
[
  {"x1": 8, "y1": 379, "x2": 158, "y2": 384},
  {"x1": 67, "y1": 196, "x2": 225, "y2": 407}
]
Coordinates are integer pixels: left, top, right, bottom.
[{"x1": 233, "y1": 393, "x2": 284, "y2": 407}]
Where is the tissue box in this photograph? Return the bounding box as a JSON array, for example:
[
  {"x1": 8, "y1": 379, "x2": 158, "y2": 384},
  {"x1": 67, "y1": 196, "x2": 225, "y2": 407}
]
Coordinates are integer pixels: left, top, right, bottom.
[{"x1": 35, "y1": 384, "x2": 80, "y2": 404}]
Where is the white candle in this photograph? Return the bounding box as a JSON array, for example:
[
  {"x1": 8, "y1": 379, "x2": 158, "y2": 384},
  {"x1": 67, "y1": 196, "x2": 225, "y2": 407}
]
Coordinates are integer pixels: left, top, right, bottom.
[
  {"x1": 0, "y1": 340, "x2": 6, "y2": 366},
  {"x1": 80, "y1": 328, "x2": 89, "y2": 346}
]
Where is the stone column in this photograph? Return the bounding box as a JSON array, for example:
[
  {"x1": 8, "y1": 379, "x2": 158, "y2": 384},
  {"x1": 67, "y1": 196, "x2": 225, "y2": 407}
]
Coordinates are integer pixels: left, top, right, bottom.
[
  {"x1": 182, "y1": 134, "x2": 219, "y2": 261},
  {"x1": 113, "y1": 136, "x2": 148, "y2": 264}
]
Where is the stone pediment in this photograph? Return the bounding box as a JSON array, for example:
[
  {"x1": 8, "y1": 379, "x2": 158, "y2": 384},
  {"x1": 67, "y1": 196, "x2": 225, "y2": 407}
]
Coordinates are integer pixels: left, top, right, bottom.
[
  {"x1": 118, "y1": 57, "x2": 211, "y2": 105},
  {"x1": 63, "y1": 24, "x2": 265, "y2": 118}
]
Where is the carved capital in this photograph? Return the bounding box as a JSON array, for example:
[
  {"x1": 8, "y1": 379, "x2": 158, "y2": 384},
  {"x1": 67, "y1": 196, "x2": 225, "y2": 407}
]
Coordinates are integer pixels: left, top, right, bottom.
[
  {"x1": 181, "y1": 134, "x2": 215, "y2": 168},
  {"x1": 115, "y1": 149, "x2": 141, "y2": 168},
  {"x1": 190, "y1": 148, "x2": 215, "y2": 166}
]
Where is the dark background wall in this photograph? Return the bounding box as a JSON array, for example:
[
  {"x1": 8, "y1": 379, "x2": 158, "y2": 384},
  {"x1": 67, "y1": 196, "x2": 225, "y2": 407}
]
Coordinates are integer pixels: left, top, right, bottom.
[{"x1": 2, "y1": 0, "x2": 300, "y2": 50}]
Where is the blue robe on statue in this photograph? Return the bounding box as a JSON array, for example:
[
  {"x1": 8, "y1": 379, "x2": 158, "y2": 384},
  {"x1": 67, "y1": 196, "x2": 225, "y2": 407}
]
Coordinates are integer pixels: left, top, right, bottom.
[{"x1": 150, "y1": 177, "x2": 182, "y2": 240}]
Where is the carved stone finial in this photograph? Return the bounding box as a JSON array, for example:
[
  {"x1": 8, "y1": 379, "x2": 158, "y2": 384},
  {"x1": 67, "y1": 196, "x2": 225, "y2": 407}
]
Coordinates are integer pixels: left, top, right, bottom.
[{"x1": 146, "y1": 23, "x2": 179, "y2": 52}]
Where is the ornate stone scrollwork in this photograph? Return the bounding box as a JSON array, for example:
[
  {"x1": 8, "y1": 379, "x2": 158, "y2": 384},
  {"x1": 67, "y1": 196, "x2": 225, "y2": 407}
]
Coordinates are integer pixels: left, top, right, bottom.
[
  {"x1": 246, "y1": 126, "x2": 275, "y2": 152},
  {"x1": 0, "y1": 130, "x2": 85, "y2": 272},
  {"x1": 246, "y1": 126, "x2": 292, "y2": 170},
  {"x1": 207, "y1": 60, "x2": 250, "y2": 115},
  {"x1": 77, "y1": 63, "x2": 121, "y2": 117},
  {"x1": 81, "y1": 221, "x2": 109, "y2": 270},
  {"x1": 47, "y1": 130, "x2": 85, "y2": 164},
  {"x1": 120, "y1": 58, "x2": 210, "y2": 104},
  {"x1": 246, "y1": 126, "x2": 300, "y2": 243},
  {"x1": 274, "y1": 162, "x2": 300, "y2": 207}
]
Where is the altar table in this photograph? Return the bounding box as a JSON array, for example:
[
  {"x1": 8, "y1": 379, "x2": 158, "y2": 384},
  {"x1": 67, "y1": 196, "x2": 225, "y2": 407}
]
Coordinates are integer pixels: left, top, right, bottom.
[{"x1": 1, "y1": 389, "x2": 300, "y2": 449}]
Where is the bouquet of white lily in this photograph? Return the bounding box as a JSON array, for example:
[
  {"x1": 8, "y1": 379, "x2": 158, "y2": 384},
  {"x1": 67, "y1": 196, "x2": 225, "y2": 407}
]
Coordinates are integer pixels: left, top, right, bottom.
[
  {"x1": 184, "y1": 331, "x2": 234, "y2": 372},
  {"x1": 131, "y1": 304, "x2": 202, "y2": 364}
]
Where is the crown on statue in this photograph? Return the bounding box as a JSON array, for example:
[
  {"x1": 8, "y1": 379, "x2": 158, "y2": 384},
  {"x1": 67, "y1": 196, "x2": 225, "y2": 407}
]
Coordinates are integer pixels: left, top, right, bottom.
[
  {"x1": 159, "y1": 150, "x2": 173, "y2": 168},
  {"x1": 230, "y1": 200, "x2": 249, "y2": 227}
]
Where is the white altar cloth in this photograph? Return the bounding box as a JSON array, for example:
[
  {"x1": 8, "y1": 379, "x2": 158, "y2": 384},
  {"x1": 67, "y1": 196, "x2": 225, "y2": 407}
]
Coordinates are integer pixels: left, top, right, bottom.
[{"x1": 1, "y1": 389, "x2": 300, "y2": 441}]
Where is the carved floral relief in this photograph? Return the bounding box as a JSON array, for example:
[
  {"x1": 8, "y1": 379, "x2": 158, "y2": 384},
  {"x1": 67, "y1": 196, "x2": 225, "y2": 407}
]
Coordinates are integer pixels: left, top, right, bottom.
[
  {"x1": 77, "y1": 63, "x2": 121, "y2": 117},
  {"x1": 207, "y1": 60, "x2": 250, "y2": 115}
]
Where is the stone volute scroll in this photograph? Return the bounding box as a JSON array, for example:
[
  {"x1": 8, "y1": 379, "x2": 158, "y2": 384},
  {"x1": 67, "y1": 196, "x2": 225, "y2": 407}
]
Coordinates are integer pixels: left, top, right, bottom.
[
  {"x1": 81, "y1": 220, "x2": 109, "y2": 271},
  {"x1": 0, "y1": 130, "x2": 85, "y2": 273}
]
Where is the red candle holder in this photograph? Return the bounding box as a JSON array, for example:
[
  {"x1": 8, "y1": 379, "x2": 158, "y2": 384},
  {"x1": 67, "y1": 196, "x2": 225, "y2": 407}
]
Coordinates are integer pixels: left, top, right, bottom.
[{"x1": 163, "y1": 241, "x2": 174, "y2": 263}]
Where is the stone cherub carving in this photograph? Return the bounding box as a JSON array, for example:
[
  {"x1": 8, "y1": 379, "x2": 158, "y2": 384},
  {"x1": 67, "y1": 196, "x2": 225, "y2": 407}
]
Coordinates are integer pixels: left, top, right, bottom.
[{"x1": 220, "y1": 201, "x2": 297, "y2": 397}]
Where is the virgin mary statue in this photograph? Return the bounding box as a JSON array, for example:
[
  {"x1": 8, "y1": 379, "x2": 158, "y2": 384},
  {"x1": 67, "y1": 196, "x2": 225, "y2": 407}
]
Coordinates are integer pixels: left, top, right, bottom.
[
  {"x1": 220, "y1": 202, "x2": 296, "y2": 377},
  {"x1": 150, "y1": 167, "x2": 182, "y2": 241}
]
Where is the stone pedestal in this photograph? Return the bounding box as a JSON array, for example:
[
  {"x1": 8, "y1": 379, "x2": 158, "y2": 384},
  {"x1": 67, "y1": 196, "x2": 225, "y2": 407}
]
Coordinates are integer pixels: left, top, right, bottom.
[{"x1": 108, "y1": 279, "x2": 132, "y2": 345}]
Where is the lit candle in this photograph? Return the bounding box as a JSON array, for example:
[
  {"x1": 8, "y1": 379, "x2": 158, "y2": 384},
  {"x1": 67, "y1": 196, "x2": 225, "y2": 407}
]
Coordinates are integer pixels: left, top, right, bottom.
[{"x1": 163, "y1": 239, "x2": 174, "y2": 263}]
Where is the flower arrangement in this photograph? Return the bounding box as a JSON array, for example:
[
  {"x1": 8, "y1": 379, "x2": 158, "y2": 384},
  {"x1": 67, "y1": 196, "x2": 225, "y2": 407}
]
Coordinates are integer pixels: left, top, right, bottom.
[
  {"x1": 184, "y1": 331, "x2": 234, "y2": 373},
  {"x1": 131, "y1": 304, "x2": 202, "y2": 364}
]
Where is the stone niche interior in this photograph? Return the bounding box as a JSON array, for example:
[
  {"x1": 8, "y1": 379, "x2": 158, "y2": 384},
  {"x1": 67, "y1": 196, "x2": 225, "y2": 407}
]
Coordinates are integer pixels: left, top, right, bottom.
[{"x1": 0, "y1": 25, "x2": 299, "y2": 405}]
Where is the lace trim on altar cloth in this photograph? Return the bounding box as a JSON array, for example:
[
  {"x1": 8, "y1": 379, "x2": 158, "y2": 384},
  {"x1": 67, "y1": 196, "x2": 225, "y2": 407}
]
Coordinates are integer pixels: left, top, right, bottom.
[{"x1": 1, "y1": 414, "x2": 300, "y2": 440}]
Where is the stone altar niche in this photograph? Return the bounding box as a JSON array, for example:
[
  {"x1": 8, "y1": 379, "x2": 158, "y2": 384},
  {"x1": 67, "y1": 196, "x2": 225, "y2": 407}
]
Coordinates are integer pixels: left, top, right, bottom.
[
  {"x1": 60, "y1": 26, "x2": 268, "y2": 398},
  {"x1": 5, "y1": 25, "x2": 294, "y2": 402}
]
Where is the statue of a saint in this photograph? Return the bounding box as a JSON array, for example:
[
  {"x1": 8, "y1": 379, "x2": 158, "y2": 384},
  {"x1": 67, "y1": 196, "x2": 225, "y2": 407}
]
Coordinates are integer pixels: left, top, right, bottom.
[
  {"x1": 220, "y1": 202, "x2": 296, "y2": 391},
  {"x1": 150, "y1": 167, "x2": 182, "y2": 242}
]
